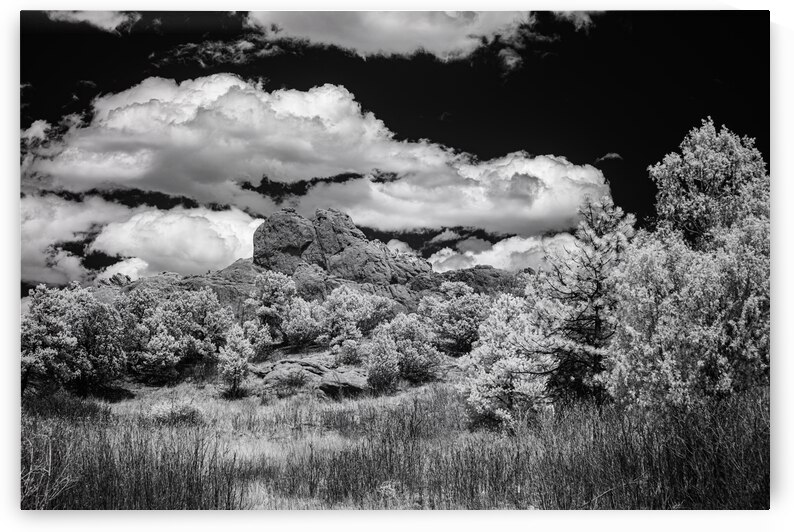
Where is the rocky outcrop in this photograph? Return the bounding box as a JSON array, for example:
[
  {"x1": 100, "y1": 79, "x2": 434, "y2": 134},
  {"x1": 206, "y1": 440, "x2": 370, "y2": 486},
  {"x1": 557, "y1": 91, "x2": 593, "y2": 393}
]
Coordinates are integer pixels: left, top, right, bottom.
[
  {"x1": 252, "y1": 355, "x2": 369, "y2": 399},
  {"x1": 409, "y1": 265, "x2": 526, "y2": 297},
  {"x1": 253, "y1": 208, "x2": 432, "y2": 285},
  {"x1": 119, "y1": 259, "x2": 266, "y2": 317},
  {"x1": 103, "y1": 208, "x2": 524, "y2": 317}
]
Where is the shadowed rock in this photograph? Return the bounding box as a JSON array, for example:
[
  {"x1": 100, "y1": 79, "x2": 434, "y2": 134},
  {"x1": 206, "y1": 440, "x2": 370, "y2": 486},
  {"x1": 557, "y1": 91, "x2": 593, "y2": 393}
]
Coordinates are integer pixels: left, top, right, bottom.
[{"x1": 253, "y1": 208, "x2": 432, "y2": 285}]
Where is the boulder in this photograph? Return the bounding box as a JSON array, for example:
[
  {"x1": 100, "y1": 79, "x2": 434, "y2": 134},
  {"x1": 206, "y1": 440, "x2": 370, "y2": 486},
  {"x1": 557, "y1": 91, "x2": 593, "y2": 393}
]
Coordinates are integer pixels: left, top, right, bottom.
[
  {"x1": 318, "y1": 368, "x2": 368, "y2": 399},
  {"x1": 252, "y1": 207, "x2": 432, "y2": 287},
  {"x1": 253, "y1": 208, "x2": 317, "y2": 275},
  {"x1": 252, "y1": 356, "x2": 369, "y2": 399}
]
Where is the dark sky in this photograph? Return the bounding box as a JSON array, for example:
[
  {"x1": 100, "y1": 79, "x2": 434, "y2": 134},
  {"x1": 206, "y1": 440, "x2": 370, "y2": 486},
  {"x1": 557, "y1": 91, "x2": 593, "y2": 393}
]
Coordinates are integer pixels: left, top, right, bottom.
[{"x1": 19, "y1": 10, "x2": 770, "y2": 289}]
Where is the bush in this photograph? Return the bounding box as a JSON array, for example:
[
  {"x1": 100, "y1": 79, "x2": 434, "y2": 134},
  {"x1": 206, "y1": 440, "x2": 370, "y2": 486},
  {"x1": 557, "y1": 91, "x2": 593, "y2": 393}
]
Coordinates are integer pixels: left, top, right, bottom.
[
  {"x1": 115, "y1": 287, "x2": 233, "y2": 383},
  {"x1": 367, "y1": 313, "x2": 441, "y2": 392},
  {"x1": 419, "y1": 281, "x2": 489, "y2": 355},
  {"x1": 282, "y1": 297, "x2": 325, "y2": 346},
  {"x1": 148, "y1": 401, "x2": 205, "y2": 426},
  {"x1": 333, "y1": 339, "x2": 365, "y2": 366},
  {"x1": 243, "y1": 319, "x2": 273, "y2": 360},
  {"x1": 218, "y1": 324, "x2": 253, "y2": 398},
  {"x1": 22, "y1": 282, "x2": 126, "y2": 394},
  {"x1": 321, "y1": 286, "x2": 394, "y2": 346},
  {"x1": 366, "y1": 335, "x2": 401, "y2": 392},
  {"x1": 244, "y1": 270, "x2": 297, "y2": 341},
  {"x1": 601, "y1": 226, "x2": 769, "y2": 408}
]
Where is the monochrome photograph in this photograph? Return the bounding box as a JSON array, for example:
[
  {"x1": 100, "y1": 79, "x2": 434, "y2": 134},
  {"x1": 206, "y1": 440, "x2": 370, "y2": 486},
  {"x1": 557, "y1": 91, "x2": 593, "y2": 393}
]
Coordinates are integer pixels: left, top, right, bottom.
[{"x1": 19, "y1": 9, "x2": 770, "y2": 510}]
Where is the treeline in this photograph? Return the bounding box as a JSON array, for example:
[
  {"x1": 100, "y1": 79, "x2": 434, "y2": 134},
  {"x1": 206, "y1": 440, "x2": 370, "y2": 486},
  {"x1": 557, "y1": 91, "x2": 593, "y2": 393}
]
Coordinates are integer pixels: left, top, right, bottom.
[{"x1": 22, "y1": 118, "x2": 769, "y2": 423}]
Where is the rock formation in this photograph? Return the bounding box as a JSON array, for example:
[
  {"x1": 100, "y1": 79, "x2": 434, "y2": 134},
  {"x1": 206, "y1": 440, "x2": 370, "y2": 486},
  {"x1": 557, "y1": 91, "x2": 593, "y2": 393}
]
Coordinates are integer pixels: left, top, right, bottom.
[{"x1": 254, "y1": 208, "x2": 432, "y2": 285}]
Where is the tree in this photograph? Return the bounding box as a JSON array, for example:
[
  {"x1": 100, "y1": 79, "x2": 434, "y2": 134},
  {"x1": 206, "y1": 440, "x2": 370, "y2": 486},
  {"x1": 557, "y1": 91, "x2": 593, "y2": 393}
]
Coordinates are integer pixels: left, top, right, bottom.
[
  {"x1": 218, "y1": 324, "x2": 253, "y2": 397},
  {"x1": 461, "y1": 294, "x2": 549, "y2": 425},
  {"x1": 419, "y1": 281, "x2": 489, "y2": 355},
  {"x1": 282, "y1": 297, "x2": 326, "y2": 346},
  {"x1": 534, "y1": 196, "x2": 635, "y2": 400},
  {"x1": 244, "y1": 271, "x2": 297, "y2": 341},
  {"x1": 462, "y1": 196, "x2": 635, "y2": 422},
  {"x1": 115, "y1": 286, "x2": 233, "y2": 382},
  {"x1": 649, "y1": 117, "x2": 768, "y2": 247},
  {"x1": 367, "y1": 313, "x2": 441, "y2": 391},
  {"x1": 22, "y1": 283, "x2": 125, "y2": 394},
  {"x1": 601, "y1": 225, "x2": 769, "y2": 408},
  {"x1": 321, "y1": 286, "x2": 394, "y2": 347}
]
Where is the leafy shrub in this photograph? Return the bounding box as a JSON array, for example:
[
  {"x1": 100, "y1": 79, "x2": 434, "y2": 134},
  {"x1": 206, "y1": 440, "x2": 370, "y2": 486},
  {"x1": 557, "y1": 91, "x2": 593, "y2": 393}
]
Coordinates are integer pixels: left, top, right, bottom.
[
  {"x1": 242, "y1": 319, "x2": 273, "y2": 360},
  {"x1": 282, "y1": 297, "x2": 326, "y2": 346},
  {"x1": 115, "y1": 287, "x2": 233, "y2": 383},
  {"x1": 367, "y1": 313, "x2": 441, "y2": 391},
  {"x1": 244, "y1": 271, "x2": 296, "y2": 341},
  {"x1": 218, "y1": 324, "x2": 253, "y2": 397},
  {"x1": 366, "y1": 335, "x2": 401, "y2": 392},
  {"x1": 22, "y1": 282, "x2": 126, "y2": 394},
  {"x1": 419, "y1": 281, "x2": 489, "y2": 355},
  {"x1": 148, "y1": 401, "x2": 204, "y2": 426},
  {"x1": 601, "y1": 226, "x2": 769, "y2": 408},
  {"x1": 650, "y1": 117, "x2": 769, "y2": 247},
  {"x1": 333, "y1": 339, "x2": 365, "y2": 366},
  {"x1": 321, "y1": 286, "x2": 394, "y2": 346}
]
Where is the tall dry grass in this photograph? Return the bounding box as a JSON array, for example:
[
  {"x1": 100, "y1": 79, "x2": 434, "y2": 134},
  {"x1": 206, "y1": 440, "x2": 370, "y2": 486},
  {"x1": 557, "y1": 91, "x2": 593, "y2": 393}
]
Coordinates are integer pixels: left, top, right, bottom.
[{"x1": 21, "y1": 384, "x2": 769, "y2": 510}]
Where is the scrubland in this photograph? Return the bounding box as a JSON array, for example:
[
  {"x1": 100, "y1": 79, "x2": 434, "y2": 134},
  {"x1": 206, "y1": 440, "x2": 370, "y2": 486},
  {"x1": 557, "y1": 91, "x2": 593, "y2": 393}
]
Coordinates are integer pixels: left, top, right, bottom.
[{"x1": 22, "y1": 375, "x2": 769, "y2": 510}]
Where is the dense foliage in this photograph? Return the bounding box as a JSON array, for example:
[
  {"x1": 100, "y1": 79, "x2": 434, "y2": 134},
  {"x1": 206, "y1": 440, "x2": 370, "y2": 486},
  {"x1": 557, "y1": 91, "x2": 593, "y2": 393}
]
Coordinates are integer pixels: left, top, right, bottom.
[
  {"x1": 22, "y1": 282, "x2": 125, "y2": 394},
  {"x1": 463, "y1": 120, "x2": 769, "y2": 424}
]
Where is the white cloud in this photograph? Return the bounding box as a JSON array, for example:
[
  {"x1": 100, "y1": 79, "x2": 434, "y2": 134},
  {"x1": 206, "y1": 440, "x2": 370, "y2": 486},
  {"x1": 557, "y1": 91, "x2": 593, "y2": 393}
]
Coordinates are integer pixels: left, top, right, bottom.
[
  {"x1": 386, "y1": 239, "x2": 417, "y2": 256},
  {"x1": 456, "y1": 237, "x2": 493, "y2": 253},
  {"x1": 245, "y1": 11, "x2": 529, "y2": 59},
  {"x1": 553, "y1": 11, "x2": 597, "y2": 31},
  {"x1": 429, "y1": 233, "x2": 577, "y2": 273},
  {"x1": 21, "y1": 194, "x2": 144, "y2": 285},
  {"x1": 95, "y1": 257, "x2": 150, "y2": 282},
  {"x1": 297, "y1": 152, "x2": 609, "y2": 234},
  {"x1": 595, "y1": 152, "x2": 623, "y2": 163},
  {"x1": 27, "y1": 73, "x2": 610, "y2": 236},
  {"x1": 90, "y1": 207, "x2": 263, "y2": 276},
  {"x1": 428, "y1": 229, "x2": 462, "y2": 244},
  {"x1": 22, "y1": 120, "x2": 51, "y2": 141},
  {"x1": 47, "y1": 11, "x2": 141, "y2": 33},
  {"x1": 21, "y1": 193, "x2": 264, "y2": 285}
]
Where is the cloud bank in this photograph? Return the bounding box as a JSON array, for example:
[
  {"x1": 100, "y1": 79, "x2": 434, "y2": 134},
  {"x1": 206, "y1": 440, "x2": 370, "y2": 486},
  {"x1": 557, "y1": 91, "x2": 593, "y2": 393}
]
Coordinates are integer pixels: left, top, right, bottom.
[
  {"x1": 27, "y1": 73, "x2": 609, "y2": 238},
  {"x1": 429, "y1": 232, "x2": 577, "y2": 273},
  {"x1": 46, "y1": 11, "x2": 141, "y2": 33},
  {"x1": 22, "y1": 194, "x2": 263, "y2": 285},
  {"x1": 245, "y1": 11, "x2": 529, "y2": 59}
]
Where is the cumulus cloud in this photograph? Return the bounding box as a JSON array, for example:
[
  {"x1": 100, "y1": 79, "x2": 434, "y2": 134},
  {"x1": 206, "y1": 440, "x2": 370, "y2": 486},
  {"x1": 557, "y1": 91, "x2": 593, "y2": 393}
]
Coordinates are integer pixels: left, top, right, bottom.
[
  {"x1": 456, "y1": 237, "x2": 493, "y2": 254},
  {"x1": 428, "y1": 229, "x2": 462, "y2": 244},
  {"x1": 90, "y1": 207, "x2": 263, "y2": 276},
  {"x1": 429, "y1": 233, "x2": 577, "y2": 273},
  {"x1": 47, "y1": 11, "x2": 141, "y2": 33},
  {"x1": 386, "y1": 239, "x2": 417, "y2": 256},
  {"x1": 21, "y1": 194, "x2": 144, "y2": 285},
  {"x1": 297, "y1": 152, "x2": 609, "y2": 234},
  {"x1": 26, "y1": 73, "x2": 610, "y2": 236},
  {"x1": 245, "y1": 11, "x2": 529, "y2": 59},
  {"x1": 95, "y1": 257, "x2": 150, "y2": 282},
  {"x1": 21, "y1": 193, "x2": 264, "y2": 285},
  {"x1": 22, "y1": 120, "x2": 51, "y2": 141},
  {"x1": 553, "y1": 11, "x2": 597, "y2": 31}
]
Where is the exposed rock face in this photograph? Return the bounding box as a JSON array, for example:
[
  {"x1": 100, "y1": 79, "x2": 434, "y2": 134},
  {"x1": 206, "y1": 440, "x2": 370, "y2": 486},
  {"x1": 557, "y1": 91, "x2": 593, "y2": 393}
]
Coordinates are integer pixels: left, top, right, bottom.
[
  {"x1": 121, "y1": 259, "x2": 266, "y2": 317},
  {"x1": 253, "y1": 209, "x2": 317, "y2": 275},
  {"x1": 252, "y1": 355, "x2": 369, "y2": 399},
  {"x1": 253, "y1": 208, "x2": 432, "y2": 286}
]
